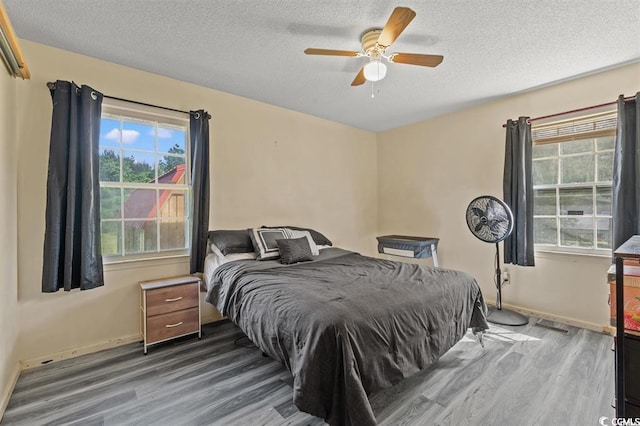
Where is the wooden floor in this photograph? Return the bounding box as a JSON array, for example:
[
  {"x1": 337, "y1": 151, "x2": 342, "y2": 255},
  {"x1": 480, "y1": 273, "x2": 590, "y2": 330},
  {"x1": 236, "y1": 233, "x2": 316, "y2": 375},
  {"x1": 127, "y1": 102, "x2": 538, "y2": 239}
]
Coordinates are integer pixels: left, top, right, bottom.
[{"x1": 3, "y1": 318, "x2": 614, "y2": 426}]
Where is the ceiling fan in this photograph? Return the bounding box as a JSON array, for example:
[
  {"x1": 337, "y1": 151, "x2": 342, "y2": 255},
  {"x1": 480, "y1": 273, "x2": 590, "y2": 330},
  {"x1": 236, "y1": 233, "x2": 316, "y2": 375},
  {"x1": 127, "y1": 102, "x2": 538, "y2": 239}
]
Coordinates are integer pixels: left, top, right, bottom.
[{"x1": 304, "y1": 7, "x2": 443, "y2": 86}]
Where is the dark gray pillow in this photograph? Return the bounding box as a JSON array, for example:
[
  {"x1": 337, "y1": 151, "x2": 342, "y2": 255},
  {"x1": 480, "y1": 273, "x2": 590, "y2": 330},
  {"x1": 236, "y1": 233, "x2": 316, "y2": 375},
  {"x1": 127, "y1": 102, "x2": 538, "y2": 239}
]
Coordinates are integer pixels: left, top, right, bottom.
[
  {"x1": 276, "y1": 237, "x2": 314, "y2": 264},
  {"x1": 262, "y1": 225, "x2": 332, "y2": 246},
  {"x1": 208, "y1": 230, "x2": 254, "y2": 255}
]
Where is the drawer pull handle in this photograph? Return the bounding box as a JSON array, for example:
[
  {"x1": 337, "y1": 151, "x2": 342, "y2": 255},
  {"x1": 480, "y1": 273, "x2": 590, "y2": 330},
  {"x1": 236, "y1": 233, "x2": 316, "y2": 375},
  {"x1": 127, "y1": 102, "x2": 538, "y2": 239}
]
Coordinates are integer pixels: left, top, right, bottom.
[
  {"x1": 165, "y1": 297, "x2": 183, "y2": 302},
  {"x1": 165, "y1": 322, "x2": 183, "y2": 328}
]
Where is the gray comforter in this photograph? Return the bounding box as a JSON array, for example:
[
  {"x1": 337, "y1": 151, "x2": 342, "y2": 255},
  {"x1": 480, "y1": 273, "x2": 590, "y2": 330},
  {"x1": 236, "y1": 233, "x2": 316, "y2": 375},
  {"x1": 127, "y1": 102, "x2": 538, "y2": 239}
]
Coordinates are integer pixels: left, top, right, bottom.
[{"x1": 207, "y1": 248, "x2": 488, "y2": 426}]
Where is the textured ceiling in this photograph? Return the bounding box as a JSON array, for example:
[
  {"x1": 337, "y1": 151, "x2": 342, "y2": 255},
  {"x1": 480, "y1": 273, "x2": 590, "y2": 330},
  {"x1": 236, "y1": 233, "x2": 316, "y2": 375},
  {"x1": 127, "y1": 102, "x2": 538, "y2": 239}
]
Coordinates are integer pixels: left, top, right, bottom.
[{"x1": 5, "y1": 0, "x2": 640, "y2": 132}]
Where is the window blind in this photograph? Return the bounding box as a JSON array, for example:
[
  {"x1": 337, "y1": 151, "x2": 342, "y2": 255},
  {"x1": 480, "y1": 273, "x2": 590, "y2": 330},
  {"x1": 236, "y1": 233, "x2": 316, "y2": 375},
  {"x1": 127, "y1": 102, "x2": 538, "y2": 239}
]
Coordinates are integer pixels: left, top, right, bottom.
[{"x1": 532, "y1": 110, "x2": 617, "y2": 145}]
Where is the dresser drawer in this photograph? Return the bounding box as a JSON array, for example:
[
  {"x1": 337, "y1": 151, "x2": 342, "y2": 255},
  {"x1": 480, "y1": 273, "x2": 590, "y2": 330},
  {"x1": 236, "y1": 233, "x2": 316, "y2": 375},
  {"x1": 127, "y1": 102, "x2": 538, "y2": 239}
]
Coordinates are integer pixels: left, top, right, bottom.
[
  {"x1": 146, "y1": 307, "x2": 199, "y2": 344},
  {"x1": 145, "y1": 282, "x2": 199, "y2": 317}
]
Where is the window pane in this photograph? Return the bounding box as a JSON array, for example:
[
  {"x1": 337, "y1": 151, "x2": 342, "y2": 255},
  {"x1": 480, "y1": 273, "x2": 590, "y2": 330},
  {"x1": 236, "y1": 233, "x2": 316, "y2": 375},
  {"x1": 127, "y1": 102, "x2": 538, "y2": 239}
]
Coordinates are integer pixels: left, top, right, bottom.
[
  {"x1": 596, "y1": 186, "x2": 612, "y2": 216},
  {"x1": 560, "y1": 217, "x2": 593, "y2": 248},
  {"x1": 99, "y1": 149, "x2": 120, "y2": 182},
  {"x1": 534, "y1": 188, "x2": 556, "y2": 215},
  {"x1": 597, "y1": 218, "x2": 612, "y2": 249},
  {"x1": 533, "y1": 159, "x2": 558, "y2": 185},
  {"x1": 124, "y1": 220, "x2": 157, "y2": 254},
  {"x1": 160, "y1": 219, "x2": 187, "y2": 250},
  {"x1": 101, "y1": 221, "x2": 121, "y2": 255},
  {"x1": 596, "y1": 136, "x2": 614, "y2": 151},
  {"x1": 559, "y1": 187, "x2": 593, "y2": 215},
  {"x1": 158, "y1": 189, "x2": 187, "y2": 218},
  {"x1": 122, "y1": 121, "x2": 155, "y2": 152},
  {"x1": 533, "y1": 144, "x2": 557, "y2": 159},
  {"x1": 561, "y1": 154, "x2": 594, "y2": 183},
  {"x1": 560, "y1": 139, "x2": 593, "y2": 155},
  {"x1": 157, "y1": 127, "x2": 186, "y2": 154},
  {"x1": 100, "y1": 187, "x2": 121, "y2": 219},
  {"x1": 99, "y1": 118, "x2": 121, "y2": 148},
  {"x1": 534, "y1": 218, "x2": 557, "y2": 244},
  {"x1": 122, "y1": 151, "x2": 155, "y2": 183},
  {"x1": 99, "y1": 110, "x2": 190, "y2": 259},
  {"x1": 597, "y1": 152, "x2": 613, "y2": 182},
  {"x1": 123, "y1": 188, "x2": 157, "y2": 219},
  {"x1": 157, "y1": 155, "x2": 186, "y2": 183}
]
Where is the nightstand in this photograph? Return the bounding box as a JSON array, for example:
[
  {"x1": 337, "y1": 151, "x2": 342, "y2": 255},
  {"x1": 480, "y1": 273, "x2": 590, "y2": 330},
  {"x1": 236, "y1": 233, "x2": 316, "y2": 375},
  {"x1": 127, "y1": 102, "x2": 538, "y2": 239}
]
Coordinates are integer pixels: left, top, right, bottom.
[{"x1": 140, "y1": 275, "x2": 201, "y2": 354}]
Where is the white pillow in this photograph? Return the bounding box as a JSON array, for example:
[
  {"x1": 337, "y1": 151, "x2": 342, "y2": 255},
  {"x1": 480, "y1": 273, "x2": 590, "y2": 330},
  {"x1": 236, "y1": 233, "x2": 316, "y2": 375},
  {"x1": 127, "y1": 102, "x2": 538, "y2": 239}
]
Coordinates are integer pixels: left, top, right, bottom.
[
  {"x1": 221, "y1": 252, "x2": 257, "y2": 262},
  {"x1": 209, "y1": 242, "x2": 224, "y2": 257},
  {"x1": 284, "y1": 228, "x2": 319, "y2": 255},
  {"x1": 204, "y1": 245, "x2": 257, "y2": 290}
]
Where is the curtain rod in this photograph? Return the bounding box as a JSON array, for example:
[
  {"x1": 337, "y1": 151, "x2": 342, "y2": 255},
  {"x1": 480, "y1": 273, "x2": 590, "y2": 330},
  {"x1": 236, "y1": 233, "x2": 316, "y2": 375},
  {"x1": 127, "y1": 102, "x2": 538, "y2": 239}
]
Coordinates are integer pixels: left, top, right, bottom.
[
  {"x1": 502, "y1": 95, "x2": 636, "y2": 128},
  {"x1": 46, "y1": 82, "x2": 211, "y2": 119}
]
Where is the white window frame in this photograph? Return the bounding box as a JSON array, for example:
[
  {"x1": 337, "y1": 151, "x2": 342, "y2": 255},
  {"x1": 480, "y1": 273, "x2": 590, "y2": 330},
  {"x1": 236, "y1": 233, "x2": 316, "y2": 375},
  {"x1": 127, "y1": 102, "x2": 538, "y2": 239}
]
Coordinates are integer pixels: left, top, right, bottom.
[
  {"x1": 99, "y1": 99, "x2": 191, "y2": 263},
  {"x1": 532, "y1": 111, "x2": 615, "y2": 257}
]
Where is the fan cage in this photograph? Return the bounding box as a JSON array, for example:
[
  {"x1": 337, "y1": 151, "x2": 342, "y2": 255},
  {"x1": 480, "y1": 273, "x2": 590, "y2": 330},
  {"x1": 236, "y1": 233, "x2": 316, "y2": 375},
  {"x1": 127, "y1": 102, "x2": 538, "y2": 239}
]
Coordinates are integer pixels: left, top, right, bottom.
[{"x1": 465, "y1": 196, "x2": 514, "y2": 244}]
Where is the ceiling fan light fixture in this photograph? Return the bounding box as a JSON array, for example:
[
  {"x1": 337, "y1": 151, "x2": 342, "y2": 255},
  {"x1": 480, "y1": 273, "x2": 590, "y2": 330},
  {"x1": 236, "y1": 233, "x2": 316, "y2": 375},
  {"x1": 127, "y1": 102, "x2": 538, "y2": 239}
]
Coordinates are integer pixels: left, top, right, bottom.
[{"x1": 363, "y1": 59, "x2": 387, "y2": 82}]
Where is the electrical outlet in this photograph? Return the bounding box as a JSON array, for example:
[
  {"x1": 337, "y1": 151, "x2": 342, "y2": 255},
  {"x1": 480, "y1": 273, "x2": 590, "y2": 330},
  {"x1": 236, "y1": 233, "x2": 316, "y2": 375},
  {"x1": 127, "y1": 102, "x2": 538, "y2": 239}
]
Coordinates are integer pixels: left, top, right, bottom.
[{"x1": 502, "y1": 268, "x2": 510, "y2": 285}]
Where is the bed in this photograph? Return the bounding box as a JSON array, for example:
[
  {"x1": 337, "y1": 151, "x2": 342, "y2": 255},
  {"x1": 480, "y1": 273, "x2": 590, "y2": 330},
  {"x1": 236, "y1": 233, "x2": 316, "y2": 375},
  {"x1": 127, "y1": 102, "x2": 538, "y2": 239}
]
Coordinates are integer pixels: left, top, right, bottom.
[{"x1": 204, "y1": 229, "x2": 488, "y2": 426}]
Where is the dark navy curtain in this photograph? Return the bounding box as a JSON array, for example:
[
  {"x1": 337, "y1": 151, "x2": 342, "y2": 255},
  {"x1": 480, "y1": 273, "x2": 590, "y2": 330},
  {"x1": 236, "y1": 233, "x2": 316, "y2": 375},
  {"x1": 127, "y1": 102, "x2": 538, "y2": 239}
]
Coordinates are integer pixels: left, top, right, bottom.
[
  {"x1": 612, "y1": 93, "x2": 640, "y2": 251},
  {"x1": 42, "y1": 81, "x2": 104, "y2": 292},
  {"x1": 503, "y1": 117, "x2": 535, "y2": 266},
  {"x1": 189, "y1": 110, "x2": 211, "y2": 273}
]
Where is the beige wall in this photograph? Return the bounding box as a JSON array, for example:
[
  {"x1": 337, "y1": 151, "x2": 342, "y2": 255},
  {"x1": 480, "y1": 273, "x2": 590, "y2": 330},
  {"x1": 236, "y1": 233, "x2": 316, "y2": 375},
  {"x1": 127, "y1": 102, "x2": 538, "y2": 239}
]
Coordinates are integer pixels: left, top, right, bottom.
[
  {"x1": 15, "y1": 40, "x2": 377, "y2": 362},
  {"x1": 378, "y1": 62, "x2": 640, "y2": 329},
  {"x1": 12, "y1": 37, "x2": 637, "y2": 366},
  {"x1": 0, "y1": 69, "x2": 19, "y2": 410}
]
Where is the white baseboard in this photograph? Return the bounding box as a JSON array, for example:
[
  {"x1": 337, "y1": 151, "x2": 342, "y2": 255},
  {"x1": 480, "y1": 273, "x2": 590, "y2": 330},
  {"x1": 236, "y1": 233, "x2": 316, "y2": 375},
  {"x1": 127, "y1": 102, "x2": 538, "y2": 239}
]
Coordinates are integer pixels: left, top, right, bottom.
[
  {"x1": 20, "y1": 314, "x2": 224, "y2": 371},
  {"x1": 20, "y1": 333, "x2": 142, "y2": 370},
  {"x1": 0, "y1": 362, "x2": 20, "y2": 421},
  {"x1": 486, "y1": 299, "x2": 609, "y2": 334}
]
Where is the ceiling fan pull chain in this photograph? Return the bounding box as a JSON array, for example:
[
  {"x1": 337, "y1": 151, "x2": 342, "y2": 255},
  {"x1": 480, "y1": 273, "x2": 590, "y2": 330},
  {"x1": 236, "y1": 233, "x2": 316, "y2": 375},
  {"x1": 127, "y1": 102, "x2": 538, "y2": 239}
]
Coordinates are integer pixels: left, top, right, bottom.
[{"x1": 371, "y1": 80, "x2": 381, "y2": 99}]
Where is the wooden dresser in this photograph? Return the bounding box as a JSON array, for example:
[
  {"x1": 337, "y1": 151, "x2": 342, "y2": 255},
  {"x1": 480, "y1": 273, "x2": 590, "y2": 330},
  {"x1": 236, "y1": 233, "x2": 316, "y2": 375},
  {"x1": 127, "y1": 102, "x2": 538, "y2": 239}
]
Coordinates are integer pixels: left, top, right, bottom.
[{"x1": 140, "y1": 275, "x2": 201, "y2": 354}]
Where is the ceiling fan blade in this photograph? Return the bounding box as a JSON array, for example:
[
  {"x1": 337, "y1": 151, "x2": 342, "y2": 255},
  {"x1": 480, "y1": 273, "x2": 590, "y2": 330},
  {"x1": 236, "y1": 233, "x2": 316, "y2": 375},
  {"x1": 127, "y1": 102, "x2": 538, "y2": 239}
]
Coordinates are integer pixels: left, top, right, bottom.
[
  {"x1": 304, "y1": 48, "x2": 360, "y2": 57},
  {"x1": 377, "y1": 7, "x2": 416, "y2": 48},
  {"x1": 389, "y1": 53, "x2": 444, "y2": 67},
  {"x1": 351, "y1": 67, "x2": 366, "y2": 86}
]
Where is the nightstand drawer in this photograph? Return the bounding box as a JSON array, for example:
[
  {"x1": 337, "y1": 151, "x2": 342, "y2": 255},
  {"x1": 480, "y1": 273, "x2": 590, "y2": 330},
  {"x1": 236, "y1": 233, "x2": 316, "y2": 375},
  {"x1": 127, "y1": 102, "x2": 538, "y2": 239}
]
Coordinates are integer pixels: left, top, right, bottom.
[
  {"x1": 146, "y1": 282, "x2": 199, "y2": 316},
  {"x1": 146, "y1": 307, "x2": 199, "y2": 344}
]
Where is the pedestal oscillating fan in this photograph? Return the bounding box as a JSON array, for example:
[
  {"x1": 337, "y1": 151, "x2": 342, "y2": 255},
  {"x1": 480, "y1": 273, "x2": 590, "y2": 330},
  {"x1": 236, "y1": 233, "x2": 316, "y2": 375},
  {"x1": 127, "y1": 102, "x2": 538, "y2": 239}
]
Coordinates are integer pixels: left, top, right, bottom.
[{"x1": 465, "y1": 195, "x2": 528, "y2": 326}]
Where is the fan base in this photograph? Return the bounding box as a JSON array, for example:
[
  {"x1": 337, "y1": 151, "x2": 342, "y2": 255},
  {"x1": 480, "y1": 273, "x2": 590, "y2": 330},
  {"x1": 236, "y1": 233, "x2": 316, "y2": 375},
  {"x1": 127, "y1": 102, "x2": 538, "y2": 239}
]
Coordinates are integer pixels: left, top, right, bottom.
[{"x1": 487, "y1": 307, "x2": 529, "y2": 326}]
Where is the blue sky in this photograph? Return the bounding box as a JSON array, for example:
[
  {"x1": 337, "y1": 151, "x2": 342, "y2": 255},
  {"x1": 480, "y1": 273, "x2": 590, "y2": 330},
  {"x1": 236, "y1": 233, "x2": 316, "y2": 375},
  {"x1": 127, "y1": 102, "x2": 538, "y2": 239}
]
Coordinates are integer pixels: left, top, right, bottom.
[{"x1": 99, "y1": 118, "x2": 186, "y2": 154}]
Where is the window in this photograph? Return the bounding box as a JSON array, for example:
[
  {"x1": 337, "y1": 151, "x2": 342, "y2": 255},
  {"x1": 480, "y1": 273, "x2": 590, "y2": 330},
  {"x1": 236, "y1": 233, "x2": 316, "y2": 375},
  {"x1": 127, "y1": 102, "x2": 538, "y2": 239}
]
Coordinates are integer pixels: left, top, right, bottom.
[
  {"x1": 532, "y1": 111, "x2": 616, "y2": 254},
  {"x1": 98, "y1": 101, "x2": 190, "y2": 261}
]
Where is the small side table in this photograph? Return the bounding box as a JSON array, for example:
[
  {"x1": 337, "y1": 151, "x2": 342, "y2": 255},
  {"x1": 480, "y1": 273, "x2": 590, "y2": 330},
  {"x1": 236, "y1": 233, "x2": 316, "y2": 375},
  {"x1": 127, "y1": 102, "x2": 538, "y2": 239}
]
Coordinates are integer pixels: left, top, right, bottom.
[
  {"x1": 140, "y1": 275, "x2": 201, "y2": 354},
  {"x1": 376, "y1": 235, "x2": 439, "y2": 267}
]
